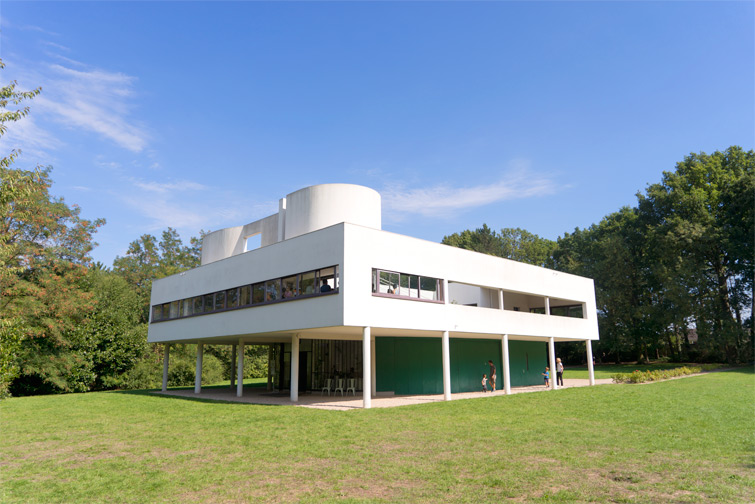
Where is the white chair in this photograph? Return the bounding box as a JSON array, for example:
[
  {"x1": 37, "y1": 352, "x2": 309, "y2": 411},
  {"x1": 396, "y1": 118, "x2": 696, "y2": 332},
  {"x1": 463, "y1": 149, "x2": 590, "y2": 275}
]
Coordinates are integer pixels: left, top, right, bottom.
[
  {"x1": 346, "y1": 378, "x2": 356, "y2": 396},
  {"x1": 321, "y1": 378, "x2": 333, "y2": 396},
  {"x1": 334, "y1": 378, "x2": 345, "y2": 396}
]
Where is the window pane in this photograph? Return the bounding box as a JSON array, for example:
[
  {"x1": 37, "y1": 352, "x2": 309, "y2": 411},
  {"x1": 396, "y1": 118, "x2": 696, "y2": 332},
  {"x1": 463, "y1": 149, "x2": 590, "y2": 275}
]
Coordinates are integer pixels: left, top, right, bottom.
[
  {"x1": 379, "y1": 271, "x2": 391, "y2": 294},
  {"x1": 169, "y1": 301, "x2": 179, "y2": 319},
  {"x1": 266, "y1": 279, "x2": 280, "y2": 301},
  {"x1": 282, "y1": 276, "x2": 297, "y2": 299},
  {"x1": 300, "y1": 271, "x2": 316, "y2": 295},
  {"x1": 152, "y1": 305, "x2": 162, "y2": 322},
  {"x1": 252, "y1": 283, "x2": 265, "y2": 304},
  {"x1": 551, "y1": 306, "x2": 568, "y2": 317},
  {"x1": 569, "y1": 305, "x2": 583, "y2": 318},
  {"x1": 214, "y1": 291, "x2": 225, "y2": 310},
  {"x1": 530, "y1": 307, "x2": 546, "y2": 314},
  {"x1": 182, "y1": 298, "x2": 193, "y2": 317},
  {"x1": 319, "y1": 267, "x2": 336, "y2": 293},
  {"x1": 409, "y1": 275, "x2": 419, "y2": 298},
  {"x1": 419, "y1": 277, "x2": 438, "y2": 300},
  {"x1": 398, "y1": 274, "x2": 409, "y2": 296},
  {"x1": 226, "y1": 288, "x2": 239, "y2": 308},
  {"x1": 193, "y1": 296, "x2": 203, "y2": 314},
  {"x1": 240, "y1": 285, "x2": 251, "y2": 306},
  {"x1": 387, "y1": 272, "x2": 399, "y2": 294},
  {"x1": 161, "y1": 303, "x2": 170, "y2": 319},
  {"x1": 203, "y1": 294, "x2": 214, "y2": 313}
]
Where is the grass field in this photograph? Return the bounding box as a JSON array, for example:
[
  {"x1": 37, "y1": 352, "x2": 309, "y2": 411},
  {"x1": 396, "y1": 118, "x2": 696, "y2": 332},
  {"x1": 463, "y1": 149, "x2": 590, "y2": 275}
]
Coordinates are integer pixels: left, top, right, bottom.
[
  {"x1": 2, "y1": 369, "x2": 753, "y2": 503},
  {"x1": 562, "y1": 363, "x2": 720, "y2": 380}
]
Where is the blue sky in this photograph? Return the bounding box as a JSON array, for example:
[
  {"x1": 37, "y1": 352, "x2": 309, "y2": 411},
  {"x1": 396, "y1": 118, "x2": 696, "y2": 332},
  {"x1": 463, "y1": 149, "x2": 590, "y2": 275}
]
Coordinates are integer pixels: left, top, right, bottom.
[{"x1": 2, "y1": 1, "x2": 753, "y2": 267}]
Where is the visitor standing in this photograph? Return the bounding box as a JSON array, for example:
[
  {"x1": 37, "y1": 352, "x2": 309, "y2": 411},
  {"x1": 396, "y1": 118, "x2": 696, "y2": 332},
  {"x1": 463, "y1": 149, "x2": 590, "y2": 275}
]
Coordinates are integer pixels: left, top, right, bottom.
[
  {"x1": 542, "y1": 367, "x2": 550, "y2": 388},
  {"x1": 556, "y1": 358, "x2": 564, "y2": 387},
  {"x1": 488, "y1": 360, "x2": 497, "y2": 392},
  {"x1": 481, "y1": 374, "x2": 488, "y2": 392}
]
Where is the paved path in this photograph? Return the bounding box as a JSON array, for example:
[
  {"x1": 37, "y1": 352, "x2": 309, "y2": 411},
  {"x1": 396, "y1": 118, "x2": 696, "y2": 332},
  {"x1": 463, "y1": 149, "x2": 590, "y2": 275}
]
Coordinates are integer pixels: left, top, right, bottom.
[{"x1": 154, "y1": 378, "x2": 613, "y2": 411}]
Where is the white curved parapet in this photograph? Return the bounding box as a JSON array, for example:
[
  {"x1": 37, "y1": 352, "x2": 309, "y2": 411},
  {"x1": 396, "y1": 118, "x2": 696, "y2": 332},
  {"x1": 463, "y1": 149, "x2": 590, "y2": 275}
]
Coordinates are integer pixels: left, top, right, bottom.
[
  {"x1": 201, "y1": 184, "x2": 382, "y2": 265},
  {"x1": 284, "y1": 184, "x2": 381, "y2": 241}
]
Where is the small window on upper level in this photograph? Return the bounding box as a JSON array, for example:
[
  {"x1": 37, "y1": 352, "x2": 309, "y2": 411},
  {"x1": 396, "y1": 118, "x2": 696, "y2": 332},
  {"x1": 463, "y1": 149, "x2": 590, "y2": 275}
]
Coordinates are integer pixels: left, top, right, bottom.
[
  {"x1": 372, "y1": 269, "x2": 442, "y2": 302},
  {"x1": 245, "y1": 234, "x2": 261, "y2": 252}
]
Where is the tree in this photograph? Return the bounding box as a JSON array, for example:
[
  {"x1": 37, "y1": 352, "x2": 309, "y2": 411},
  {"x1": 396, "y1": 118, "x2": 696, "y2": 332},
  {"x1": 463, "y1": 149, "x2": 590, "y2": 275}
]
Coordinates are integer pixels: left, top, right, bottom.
[
  {"x1": 1, "y1": 60, "x2": 106, "y2": 395},
  {"x1": 442, "y1": 225, "x2": 556, "y2": 267},
  {"x1": 72, "y1": 268, "x2": 147, "y2": 390},
  {"x1": 0, "y1": 58, "x2": 41, "y2": 398},
  {"x1": 637, "y1": 147, "x2": 754, "y2": 362},
  {"x1": 112, "y1": 228, "x2": 202, "y2": 323}
]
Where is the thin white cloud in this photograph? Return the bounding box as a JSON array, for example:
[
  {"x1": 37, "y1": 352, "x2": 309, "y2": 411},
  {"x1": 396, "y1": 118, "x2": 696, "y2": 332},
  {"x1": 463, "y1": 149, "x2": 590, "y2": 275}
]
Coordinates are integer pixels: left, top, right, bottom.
[
  {"x1": 42, "y1": 41, "x2": 70, "y2": 52},
  {"x1": 1, "y1": 113, "x2": 64, "y2": 161},
  {"x1": 119, "y1": 178, "x2": 277, "y2": 235},
  {"x1": 11, "y1": 61, "x2": 150, "y2": 153},
  {"x1": 132, "y1": 179, "x2": 208, "y2": 194},
  {"x1": 382, "y1": 163, "x2": 559, "y2": 221},
  {"x1": 19, "y1": 24, "x2": 59, "y2": 36}
]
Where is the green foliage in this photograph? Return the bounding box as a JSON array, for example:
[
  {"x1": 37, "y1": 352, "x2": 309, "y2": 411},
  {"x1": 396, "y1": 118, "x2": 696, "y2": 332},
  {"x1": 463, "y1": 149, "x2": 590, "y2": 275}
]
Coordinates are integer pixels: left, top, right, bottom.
[
  {"x1": 0, "y1": 319, "x2": 24, "y2": 399},
  {"x1": 206, "y1": 344, "x2": 269, "y2": 380},
  {"x1": 71, "y1": 269, "x2": 148, "y2": 390},
  {"x1": 1, "y1": 61, "x2": 106, "y2": 396},
  {"x1": 112, "y1": 228, "x2": 202, "y2": 323},
  {"x1": 556, "y1": 147, "x2": 753, "y2": 364},
  {"x1": 442, "y1": 224, "x2": 556, "y2": 267},
  {"x1": 611, "y1": 365, "x2": 706, "y2": 383},
  {"x1": 120, "y1": 344, "x2": 227, "y2": 389}
]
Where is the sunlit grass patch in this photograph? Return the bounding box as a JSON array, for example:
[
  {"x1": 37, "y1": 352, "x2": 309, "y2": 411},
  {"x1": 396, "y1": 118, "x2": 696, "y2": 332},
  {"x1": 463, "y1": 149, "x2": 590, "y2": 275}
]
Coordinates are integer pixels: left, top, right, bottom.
[{"x1": 1, "y1": 369, "x2": 752, "y2": 503}]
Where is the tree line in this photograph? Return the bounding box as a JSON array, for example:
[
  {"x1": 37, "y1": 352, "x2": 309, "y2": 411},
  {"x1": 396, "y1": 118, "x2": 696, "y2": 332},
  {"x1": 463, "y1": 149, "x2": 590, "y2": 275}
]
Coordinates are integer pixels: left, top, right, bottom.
[
  {"x1": 0, "y1": 62, "x2": 267, "y2": 398},
  {"x1": 443, "y1": 146, "x2": 753, "y2": 365},
  {"x1": 1, "y1": 62, "x2": 752, "y2": 397}
]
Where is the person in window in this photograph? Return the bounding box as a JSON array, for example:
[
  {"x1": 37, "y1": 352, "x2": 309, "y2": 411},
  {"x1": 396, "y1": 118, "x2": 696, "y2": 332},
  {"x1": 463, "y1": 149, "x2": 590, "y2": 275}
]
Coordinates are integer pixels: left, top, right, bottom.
[
  {"x1": 320, "y1": 282, "x2": 332, "y2": 292},
  {"x1": 387, "y1": 284, "x2": 397, "y2": 294}
]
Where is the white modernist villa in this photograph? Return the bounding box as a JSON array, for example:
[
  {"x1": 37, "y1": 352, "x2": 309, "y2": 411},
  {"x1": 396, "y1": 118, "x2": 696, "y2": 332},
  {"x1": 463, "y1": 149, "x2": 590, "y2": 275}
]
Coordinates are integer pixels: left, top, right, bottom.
[{"x1": 148, "y1": 184, "x2": 599, "y2": 408}]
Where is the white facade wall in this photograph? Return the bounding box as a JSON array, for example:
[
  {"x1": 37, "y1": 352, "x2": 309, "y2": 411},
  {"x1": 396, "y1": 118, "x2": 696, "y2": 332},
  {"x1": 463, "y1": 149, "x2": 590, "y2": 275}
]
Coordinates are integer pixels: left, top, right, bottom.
[
  {"x1": 341, "y1": 224, "x2": 599, "y2": 341},
  {"x1": 149, "y1": 222, "x2": 599, "y2": 344},
  {"x1": 148, "y1": 182, "x2": 598, "y2": 347},
  {"x1": 148, "y1": 224, "x2": 345, "y2": 344}
]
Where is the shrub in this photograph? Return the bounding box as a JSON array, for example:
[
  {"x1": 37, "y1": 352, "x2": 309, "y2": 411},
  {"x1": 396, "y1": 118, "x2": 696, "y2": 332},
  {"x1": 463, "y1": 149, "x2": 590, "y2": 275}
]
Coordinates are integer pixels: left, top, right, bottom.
[{"x1": 612, "y1": 365, "x2": 706, "y2": 384}]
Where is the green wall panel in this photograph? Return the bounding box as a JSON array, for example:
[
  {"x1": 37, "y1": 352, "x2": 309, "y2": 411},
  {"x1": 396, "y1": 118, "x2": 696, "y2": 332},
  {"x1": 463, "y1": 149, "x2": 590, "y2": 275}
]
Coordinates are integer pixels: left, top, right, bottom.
[
  {"x1": 450, "y1": 338, "x2": 502, "y2": 393},
  {"x1": 508, "y1": 340, "x2": 548, "y2": 387},
  {"x1": 376, "y1": 337, "x2": 548, "y2": 395},
  {"x1": 376, "y1": 337, "x2": 443, "y2": 395}
]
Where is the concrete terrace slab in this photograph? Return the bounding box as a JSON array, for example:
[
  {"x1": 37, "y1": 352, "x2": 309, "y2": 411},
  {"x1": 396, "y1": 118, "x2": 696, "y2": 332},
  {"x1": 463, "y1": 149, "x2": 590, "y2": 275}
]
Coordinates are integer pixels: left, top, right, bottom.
[{"x1": 153, "y1": 378, "x2": 614, "y2": 411}]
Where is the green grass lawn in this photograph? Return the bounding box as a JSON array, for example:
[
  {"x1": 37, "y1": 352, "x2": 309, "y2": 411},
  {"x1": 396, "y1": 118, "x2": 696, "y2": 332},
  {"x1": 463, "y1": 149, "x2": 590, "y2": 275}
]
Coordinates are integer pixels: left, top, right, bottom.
[{"x1": 2, "y1": 369, "x2": 753, "y2": 503}]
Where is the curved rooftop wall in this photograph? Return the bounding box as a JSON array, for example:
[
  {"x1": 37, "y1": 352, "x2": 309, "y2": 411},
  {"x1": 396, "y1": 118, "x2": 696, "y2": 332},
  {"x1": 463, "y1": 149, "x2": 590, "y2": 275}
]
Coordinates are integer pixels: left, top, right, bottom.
[
  {"x1": 200, "y1": 184, "x2": 381, "y2": 265},
  {"x1": 284, "y1": 184, "x2": 381, "y2": 240}
]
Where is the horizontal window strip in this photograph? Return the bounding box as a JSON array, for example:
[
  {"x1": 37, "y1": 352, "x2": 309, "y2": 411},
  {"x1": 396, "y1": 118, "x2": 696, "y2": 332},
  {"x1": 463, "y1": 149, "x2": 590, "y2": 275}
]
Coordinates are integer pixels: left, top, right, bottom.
[
  {"x1": 371, "y1": 268, "x2": 444, "y2": 303},
  {"x1": 151, "y1": 265, "x2": 339, "y2": 323}
]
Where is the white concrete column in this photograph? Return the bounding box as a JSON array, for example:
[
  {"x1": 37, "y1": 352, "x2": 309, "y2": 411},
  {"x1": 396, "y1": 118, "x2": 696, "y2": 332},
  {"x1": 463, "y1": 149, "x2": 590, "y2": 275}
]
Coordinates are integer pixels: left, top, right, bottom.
[
  {"x1": 194, "y1": 342, "x2": 204, "y2": 394},
  {"x1": 545, "y1": 296, "x2": 551, "y2": 315},
  {"x1": 548, "y1": 337, "x2": 557, "y2": 390},
  {"x1": 586, "y1": 339, "x2": 595, "y2": 386},
  {"x1": 442, "y1": 331, "x2": 451, "y2": 401},
  {"x1": 443, "y1": 278, "x2": 449, "y2": 304},
  {"x1": 363, "y1": 327, "x2": 372, "y2": 409},
  {"x1": 230, "y1": 344, "x2": 236, "y2": 389},
  {"x1": 498, "y1": 289, "x2": 504, "y2": 310},
  {"x1": 236, "y1": 339, "x2": 245, "y2": 397},
  {"x1": 291, "y1": 334, "x2": 300, "y2": 402},
  {"x1": 370, "y1": 336, "x2": 376, "y2": 397},
  {"x1": 162, "y1": 344, "x2": 170, "y2": 392},
  {"x1": 502, "y1": 334, "x2": 511, "y2": 394}
]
